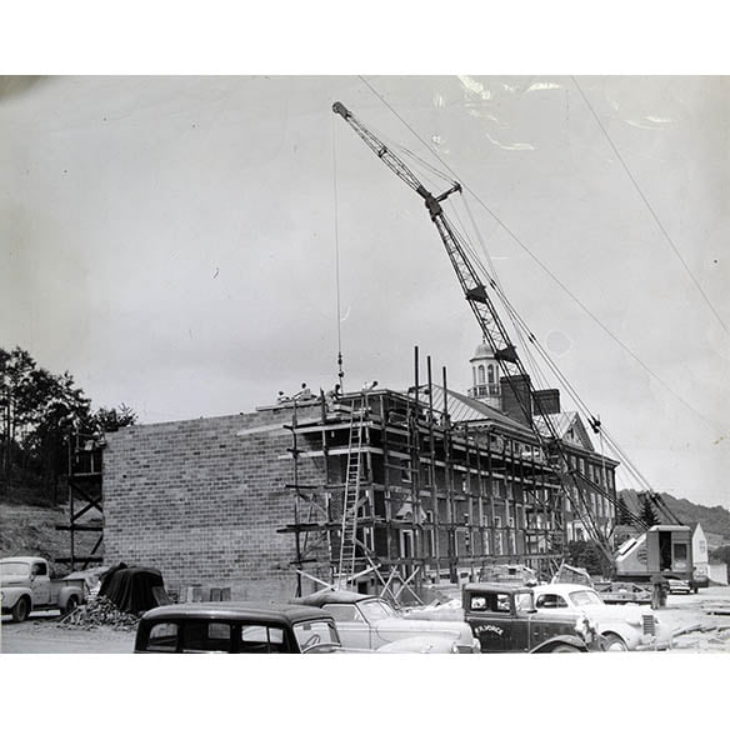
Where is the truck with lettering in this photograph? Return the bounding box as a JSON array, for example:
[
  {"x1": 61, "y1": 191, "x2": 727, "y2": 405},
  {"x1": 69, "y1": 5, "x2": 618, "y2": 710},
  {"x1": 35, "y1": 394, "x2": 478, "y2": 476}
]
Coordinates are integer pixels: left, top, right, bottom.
[
  {"x1": 1, "y1": 556, "x2": 86, "y2": 622},
  {"x1": 462, "y1": 583, "x2": 602, "y2": 653}
]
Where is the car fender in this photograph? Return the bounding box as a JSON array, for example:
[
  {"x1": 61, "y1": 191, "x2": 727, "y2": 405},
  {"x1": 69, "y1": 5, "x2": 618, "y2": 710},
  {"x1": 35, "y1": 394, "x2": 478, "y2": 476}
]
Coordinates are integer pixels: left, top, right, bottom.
[
  {"x1": 1, "y1": 586, "x2": 32, "y2": 611},
  {"x1": 530, "y1": 634, "x2": 589, "y2": 653},
  {"x1": 57, "y1": 582, "x2": 84, "y2": 609},
  {"x1": 596, "y1": 622, "x2": 639, "y2": 649}
]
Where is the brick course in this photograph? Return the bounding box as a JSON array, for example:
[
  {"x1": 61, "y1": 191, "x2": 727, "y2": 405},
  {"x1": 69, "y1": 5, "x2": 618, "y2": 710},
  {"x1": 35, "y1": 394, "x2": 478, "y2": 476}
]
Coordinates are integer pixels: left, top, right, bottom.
[{"x1": 104, "y1": 406, "x2": 323, "y2": 601}]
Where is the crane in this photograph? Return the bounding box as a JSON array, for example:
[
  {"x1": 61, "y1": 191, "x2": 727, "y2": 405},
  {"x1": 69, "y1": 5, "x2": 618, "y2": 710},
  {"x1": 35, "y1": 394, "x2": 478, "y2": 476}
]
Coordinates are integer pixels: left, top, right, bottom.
[{"x1": 332, "y1": 100, "x2": 630, "y2": 565}]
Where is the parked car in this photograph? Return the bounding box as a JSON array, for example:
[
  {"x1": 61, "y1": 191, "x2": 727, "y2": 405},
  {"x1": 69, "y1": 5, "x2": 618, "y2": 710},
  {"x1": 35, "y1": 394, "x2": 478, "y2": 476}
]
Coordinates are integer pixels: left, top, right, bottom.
[
  {"x1": 0, "y1": 556, "x2": 85, "y2": 622},
  {"x1": 667, "y1": 578, "x2": 691, "y2": 595},
  {"x1": 531, "y1": 583, "x2": 673, "y2": 651},
  {"x1": 594, "y1": 581, "x2": 652, "y2": 605},
  {"x1": 135, "y1": 602, "x2": 345, "y2": 653},
  {"x1": 462, "y1": 583, "x2": 601, "y2": 653},
  {"x1": 293, "y1": 589, "x2": 480, "y2": 653}
]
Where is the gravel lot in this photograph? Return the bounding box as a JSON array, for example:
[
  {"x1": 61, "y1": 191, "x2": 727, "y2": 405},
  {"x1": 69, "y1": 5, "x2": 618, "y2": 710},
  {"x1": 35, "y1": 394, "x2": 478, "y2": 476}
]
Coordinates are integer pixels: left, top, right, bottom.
[{"x1": 2, "y1": 586, "x2": 730, "y2": 654}]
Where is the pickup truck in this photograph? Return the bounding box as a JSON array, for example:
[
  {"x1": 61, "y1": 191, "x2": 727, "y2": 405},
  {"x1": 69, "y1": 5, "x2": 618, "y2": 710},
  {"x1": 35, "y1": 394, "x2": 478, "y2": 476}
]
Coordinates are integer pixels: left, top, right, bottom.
[{"x1": 1, "y1": 556, "x2": 86, "y2": 622}]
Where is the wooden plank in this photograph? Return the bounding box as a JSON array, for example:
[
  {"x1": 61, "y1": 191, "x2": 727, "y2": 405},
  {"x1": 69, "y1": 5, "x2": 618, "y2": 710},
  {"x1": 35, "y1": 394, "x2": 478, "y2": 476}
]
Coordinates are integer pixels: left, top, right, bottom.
[
  {"x1": 54, "y1": 556, "x2": 105, "y2": 563},
  {"x1": 54, "y1": 524, "x2": 103, "y2": 532}
]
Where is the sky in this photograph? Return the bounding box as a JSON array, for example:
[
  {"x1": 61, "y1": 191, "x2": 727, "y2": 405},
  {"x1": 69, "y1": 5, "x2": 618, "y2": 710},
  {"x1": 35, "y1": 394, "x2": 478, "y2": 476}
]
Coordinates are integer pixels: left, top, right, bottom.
[{"x1": 1, "y1": 75, "x2": 729, "y2": 509}]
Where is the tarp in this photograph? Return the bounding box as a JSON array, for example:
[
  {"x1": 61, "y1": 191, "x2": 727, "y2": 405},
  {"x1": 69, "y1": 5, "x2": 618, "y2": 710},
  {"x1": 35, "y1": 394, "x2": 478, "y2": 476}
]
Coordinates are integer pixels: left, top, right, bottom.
[{"x1": 98, "y1": 563, "x2": 168, "y2": 614}]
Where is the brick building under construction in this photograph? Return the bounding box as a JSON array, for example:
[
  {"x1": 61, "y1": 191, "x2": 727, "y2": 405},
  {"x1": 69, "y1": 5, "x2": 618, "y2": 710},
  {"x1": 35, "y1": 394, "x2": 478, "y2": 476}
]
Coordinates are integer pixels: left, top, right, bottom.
[{"x1": 99, "y1": 343, "x2": 618, "y2": 602}]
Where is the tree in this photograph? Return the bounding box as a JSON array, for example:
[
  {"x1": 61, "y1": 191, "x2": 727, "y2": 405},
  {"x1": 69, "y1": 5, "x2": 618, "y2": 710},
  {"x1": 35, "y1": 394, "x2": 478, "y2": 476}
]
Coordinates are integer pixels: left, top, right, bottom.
[
  {"x1": 639, "y1": 494, "x2": 658, "y2": 527},
  {"x1": 94, "y1": 403, "x2": 137, "y2": 432},
  {"x1": 1, "y1": 345, "x2": 135, "y2": 501},
  {"x1": 566, "y1": 539, "x2": 613, "y2": 577},
  {"x1": 616, "y1": 495, "x2": 634, "y2": 525}
]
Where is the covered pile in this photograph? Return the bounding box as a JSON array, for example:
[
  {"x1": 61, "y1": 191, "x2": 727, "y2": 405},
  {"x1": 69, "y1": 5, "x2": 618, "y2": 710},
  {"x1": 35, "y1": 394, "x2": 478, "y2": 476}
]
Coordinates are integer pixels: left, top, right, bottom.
[{"x1": 58, "y1": 563, "x2": 170, "y2": 631}]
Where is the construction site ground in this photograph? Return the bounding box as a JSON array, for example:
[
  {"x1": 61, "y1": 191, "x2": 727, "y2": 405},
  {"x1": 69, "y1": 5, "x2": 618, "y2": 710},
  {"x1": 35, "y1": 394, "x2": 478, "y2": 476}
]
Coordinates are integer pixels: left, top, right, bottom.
[{"x1": 2, "y1": 585, "x2": 729, "y2": 654}]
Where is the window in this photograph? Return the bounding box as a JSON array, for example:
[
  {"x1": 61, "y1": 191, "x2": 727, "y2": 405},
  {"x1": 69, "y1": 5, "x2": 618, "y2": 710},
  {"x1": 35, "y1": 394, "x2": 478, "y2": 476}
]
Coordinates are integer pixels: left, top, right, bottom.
[
  {"x1": 146, "y1": 622, "x2": 178, "y2": 652},
  {"x1": 478, "y1": 365, "x2": 485, "y2": 384},
  {"x1": 535, "y1": 594, "x2": 569, "y2": 609},
  {"x1": 292, "y1": 621, "x2": 339, "y2": 653},
  {"x1": 324, "y1": 604, "x2": 364, "y2": 623},
  {"x1": 31, "y1": 562, "x2": 47, "y2": 576},
  {"x1": 569, "y1": 590, "x2": 603, "y2": 607},
  {"x1": 487, "y1": 365, "x2": 495, "y2": 384},
  {"x1": 183, "y1": 621, "x2": 233, "y2": 653},
  {"x1": 358, "y1": 599, "x2": 394, "y2": 621},
  {"x1": 469, "y1": 593, "x2": 510, "y2": 613},
  {"x1": 239, "y1": 624, "x2": 286, "y2": 653}
]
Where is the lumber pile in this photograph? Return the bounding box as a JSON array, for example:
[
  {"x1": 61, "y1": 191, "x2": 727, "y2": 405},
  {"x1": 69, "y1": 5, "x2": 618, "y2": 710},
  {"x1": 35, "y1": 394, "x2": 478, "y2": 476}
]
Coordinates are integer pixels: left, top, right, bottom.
[{"x1": 57, "y1": 596, "x2": 140, "y2": 631}]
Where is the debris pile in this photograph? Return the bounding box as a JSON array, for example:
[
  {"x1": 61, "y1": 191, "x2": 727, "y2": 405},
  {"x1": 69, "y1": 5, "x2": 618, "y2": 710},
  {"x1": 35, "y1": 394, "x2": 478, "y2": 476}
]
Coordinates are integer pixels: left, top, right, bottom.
[{"x1": 58, "y1": 596, "x2": 140, "y2": 631}]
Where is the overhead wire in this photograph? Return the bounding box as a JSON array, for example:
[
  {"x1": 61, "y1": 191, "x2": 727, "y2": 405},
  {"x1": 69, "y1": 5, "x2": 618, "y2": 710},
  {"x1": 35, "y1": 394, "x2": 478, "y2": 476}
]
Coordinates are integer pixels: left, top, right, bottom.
[
  {"x1": 355, "y1": 77, "x2": 682, "y2": 531},
  {"x1": 571, "y1": 76, "x2": 729, "y2": 337},
  {"x1": 358, "y1": 75, "x2": 722, "y2": 435}
]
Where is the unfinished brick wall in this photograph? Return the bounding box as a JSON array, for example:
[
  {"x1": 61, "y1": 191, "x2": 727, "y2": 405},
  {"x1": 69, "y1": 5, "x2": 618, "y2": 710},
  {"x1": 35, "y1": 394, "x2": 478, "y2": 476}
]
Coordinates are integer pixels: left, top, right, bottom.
[{"x1": 103, "y1": 406, "x2": 325, "y2": 601}]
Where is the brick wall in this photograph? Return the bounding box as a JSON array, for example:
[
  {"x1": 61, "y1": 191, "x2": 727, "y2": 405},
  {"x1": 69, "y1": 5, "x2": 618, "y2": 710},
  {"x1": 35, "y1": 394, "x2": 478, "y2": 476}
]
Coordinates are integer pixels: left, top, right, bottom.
[{"x1": 103, "y1": 405, "x2": 324, "y2": 601}]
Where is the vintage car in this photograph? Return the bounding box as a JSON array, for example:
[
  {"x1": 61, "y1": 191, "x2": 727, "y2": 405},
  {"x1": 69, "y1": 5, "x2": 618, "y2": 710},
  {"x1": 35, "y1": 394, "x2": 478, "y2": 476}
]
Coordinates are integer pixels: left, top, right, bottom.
[
  {"x1": 461, "y1": 583, "x2": 601, "y2": 653},
  {"x1": 667, "y1": 577, "x2": 692, "y2": 595},
  {"x1": 594, "y1": 581, "x2": 652, "y2": 605},
  {"x1": 293, "y1": 589, "x2": 480, "y2": 653},
  {"x1": 531, "y1": 583, "x2": 673, "y2": 651},
  {"x1": 135, "y1": 602, "x2": 345, "y2": 653}
]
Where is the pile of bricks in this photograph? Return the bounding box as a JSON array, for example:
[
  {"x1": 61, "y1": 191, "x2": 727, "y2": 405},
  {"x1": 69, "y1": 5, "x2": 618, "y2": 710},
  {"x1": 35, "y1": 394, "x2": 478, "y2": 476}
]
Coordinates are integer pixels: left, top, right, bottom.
[{"x1": 57, "y1": 596, "x2": 140, "y2": 631}]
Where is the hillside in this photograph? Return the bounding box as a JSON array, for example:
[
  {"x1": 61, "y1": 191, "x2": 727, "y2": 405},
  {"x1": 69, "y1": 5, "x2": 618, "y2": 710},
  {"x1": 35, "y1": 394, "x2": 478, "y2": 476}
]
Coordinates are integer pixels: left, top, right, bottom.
[
  {"x1": 620, "y1": 489, "x2": 730, "y2": 542},
  {"x1": 0, "y1": 500, "x2": 103, "y2": 573}
]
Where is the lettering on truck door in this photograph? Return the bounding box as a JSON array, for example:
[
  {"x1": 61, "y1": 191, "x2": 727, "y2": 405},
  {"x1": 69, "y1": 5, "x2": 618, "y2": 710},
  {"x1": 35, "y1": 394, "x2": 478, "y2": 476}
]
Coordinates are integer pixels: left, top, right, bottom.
[{"x1": 467, "y1": 591, "x2": 514, "y2": 652}]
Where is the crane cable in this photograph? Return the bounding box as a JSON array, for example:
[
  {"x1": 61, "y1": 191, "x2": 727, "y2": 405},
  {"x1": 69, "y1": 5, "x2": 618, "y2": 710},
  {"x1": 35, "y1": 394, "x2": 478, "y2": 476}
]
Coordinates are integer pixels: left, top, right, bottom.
[
  {"x1": 571, "y1": 77, "x2": 729, "y2": 337},
  {"x1": 358, "y1": 75, "x2": 722, "y2": 436},
  {"x1": 332, "y1": 110, "x2": 345, "y2": 390}
]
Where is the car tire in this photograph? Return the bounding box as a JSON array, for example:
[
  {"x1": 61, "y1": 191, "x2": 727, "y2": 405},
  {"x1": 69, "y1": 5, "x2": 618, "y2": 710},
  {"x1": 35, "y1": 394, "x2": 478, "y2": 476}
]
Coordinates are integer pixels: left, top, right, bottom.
[
  {"x1": 602, "y1": 633, "x2": 628, "y2": 651},
  {"x1": 550, "y1": 644, "x2": 581, "y2": 653},
  {"x1": 64, "y1": 595, "x2": 79, "y2": 615},
  {"x1": 12, "y1": 596, "x2": 30, "y2": 623}
]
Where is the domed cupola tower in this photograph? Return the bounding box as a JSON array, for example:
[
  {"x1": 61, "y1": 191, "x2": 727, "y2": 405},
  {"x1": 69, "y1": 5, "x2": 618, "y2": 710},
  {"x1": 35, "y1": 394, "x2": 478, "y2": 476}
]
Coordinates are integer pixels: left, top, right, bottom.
[{"x1": 468, "y1": 341, "x2": 501, "y2": 409}]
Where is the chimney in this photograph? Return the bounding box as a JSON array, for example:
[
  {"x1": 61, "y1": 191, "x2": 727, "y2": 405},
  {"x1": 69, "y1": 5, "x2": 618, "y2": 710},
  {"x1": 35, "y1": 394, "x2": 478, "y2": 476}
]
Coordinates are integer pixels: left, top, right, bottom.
[
  {"x1": 500, "y1": 374, "x2": 533, "y2": 427},
  {"x1": 533, "y1": 388, "x2": 561, "y2": 416}
]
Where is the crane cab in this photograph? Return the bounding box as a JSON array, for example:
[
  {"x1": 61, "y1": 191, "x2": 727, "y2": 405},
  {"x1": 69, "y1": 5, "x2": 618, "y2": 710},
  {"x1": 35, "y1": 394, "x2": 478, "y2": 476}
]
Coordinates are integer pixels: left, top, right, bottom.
[{"x1": 614, "y1": 525, "x2": 693, "y2": 583}]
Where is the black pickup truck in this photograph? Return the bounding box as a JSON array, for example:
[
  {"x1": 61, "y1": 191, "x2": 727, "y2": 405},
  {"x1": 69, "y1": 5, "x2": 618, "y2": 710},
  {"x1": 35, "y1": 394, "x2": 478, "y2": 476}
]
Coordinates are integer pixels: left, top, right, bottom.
[{"x1": 462, "y1": 583, "x2": 602, "y2": 653}]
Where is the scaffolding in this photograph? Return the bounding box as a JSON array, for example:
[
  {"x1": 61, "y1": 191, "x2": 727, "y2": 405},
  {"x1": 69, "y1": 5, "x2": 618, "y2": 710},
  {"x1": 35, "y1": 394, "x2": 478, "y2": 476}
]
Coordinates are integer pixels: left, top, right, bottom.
[
  {"x1": 55, "y1": 431, "x2": 105, "y2": 570},
  {"x1": 279, "y1": 351, "x2": 569, "y2": 600}
]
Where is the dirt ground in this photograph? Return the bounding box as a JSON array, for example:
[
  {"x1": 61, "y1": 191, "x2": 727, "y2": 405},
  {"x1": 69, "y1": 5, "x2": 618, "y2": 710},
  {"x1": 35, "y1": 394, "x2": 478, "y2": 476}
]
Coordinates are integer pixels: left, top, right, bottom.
[{"x1": 2, "y1": 586, "x2": 730, "y2": 654}]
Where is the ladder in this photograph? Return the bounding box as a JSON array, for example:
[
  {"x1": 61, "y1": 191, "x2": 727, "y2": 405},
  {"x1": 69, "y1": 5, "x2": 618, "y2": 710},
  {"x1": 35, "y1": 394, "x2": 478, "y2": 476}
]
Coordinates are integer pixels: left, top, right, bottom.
[{"x1": 336, "y1": 407, "x2": 366, "y2": 585}]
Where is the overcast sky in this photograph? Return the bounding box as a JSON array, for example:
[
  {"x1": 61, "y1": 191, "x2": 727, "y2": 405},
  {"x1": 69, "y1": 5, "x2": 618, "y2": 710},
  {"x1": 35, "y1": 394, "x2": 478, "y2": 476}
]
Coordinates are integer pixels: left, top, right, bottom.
[{"x1": 1, "y1": 75, "x2": 728, "y2": 508}]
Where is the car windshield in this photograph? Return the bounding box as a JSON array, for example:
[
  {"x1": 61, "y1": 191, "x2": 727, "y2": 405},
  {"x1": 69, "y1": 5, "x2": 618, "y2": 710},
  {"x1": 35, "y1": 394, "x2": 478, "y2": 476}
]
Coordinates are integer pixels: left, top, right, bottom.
[
  {"x1": 569, "y1": 590, "x2": 604, "y2": 607},
  {"x1": 293, "y1": 620, "x2": 341, "y2": 653},
  {"x1": 1, "y1": 562, "x2": 30, "y2": 576},
  {"x1": 358, "y1": 599, "x2": 395, "y2": 621}
]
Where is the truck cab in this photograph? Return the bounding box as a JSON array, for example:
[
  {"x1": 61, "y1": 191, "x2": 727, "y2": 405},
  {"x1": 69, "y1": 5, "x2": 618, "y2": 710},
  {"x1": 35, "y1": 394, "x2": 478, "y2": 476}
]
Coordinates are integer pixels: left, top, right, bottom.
[
  {"x1": 462, "y1": 583, "x2": 600, "y2": 653},
  {"x1": 1, "y1": 556, "x2": 85, "y2": 622}
]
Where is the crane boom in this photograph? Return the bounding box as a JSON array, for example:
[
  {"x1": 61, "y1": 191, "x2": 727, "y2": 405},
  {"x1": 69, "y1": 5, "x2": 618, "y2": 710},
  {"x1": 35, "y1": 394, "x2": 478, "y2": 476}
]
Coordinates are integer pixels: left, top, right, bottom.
[{"x1": 333, "y1": 100, "x2": 628, "y2": 562}]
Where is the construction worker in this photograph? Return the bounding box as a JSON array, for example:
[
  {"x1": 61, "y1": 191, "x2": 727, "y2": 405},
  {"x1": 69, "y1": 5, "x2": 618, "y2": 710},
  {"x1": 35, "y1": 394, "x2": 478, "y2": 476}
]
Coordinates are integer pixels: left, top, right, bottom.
[{"x1": 651, "y1": 575, "x2": 669, "y2": 609}]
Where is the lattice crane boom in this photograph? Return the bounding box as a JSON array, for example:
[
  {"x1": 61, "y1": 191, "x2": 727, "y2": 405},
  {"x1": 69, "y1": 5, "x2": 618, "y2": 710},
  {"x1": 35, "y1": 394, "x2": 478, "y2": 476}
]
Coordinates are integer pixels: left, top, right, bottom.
[{"x1": 333, "y1": 101, "x2": 621, "y2": 561}]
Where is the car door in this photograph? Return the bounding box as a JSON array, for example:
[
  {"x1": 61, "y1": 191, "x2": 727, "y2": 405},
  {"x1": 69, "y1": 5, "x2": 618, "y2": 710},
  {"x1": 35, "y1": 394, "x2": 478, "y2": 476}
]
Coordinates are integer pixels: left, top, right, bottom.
[
  {"x1": 323, "y1": 603, "x2": 373, "y2": 649},
  {"x1": 466, "y1": 591, "x2": 515, "y2": 652},
  {"x1": 30, "y1": 561, "x2": 51, "y2": 605}
]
